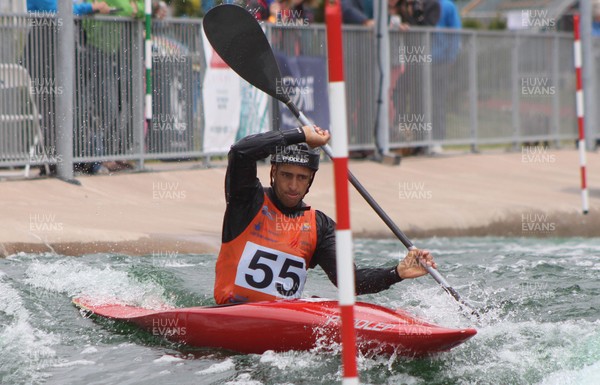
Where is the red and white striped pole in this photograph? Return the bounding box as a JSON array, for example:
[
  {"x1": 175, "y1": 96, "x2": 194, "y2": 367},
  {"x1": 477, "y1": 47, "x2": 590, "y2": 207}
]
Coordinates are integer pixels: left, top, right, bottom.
[
  {"x1": 573, "y1": 14, "x2": 589, "y2": 215},
  {"x1": 325, "y1": 1, "x2": 358, "y2": 384}
]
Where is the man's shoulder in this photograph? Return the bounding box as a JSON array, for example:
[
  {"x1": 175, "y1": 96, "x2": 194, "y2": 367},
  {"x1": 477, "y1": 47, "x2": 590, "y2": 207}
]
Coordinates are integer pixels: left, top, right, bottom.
[{"x1": 314, "y1": 209, "x2": 335, "y2": 228}]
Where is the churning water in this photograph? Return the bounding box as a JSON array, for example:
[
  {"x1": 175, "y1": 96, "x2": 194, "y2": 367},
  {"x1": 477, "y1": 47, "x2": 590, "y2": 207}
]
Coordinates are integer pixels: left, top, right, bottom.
[{"x1": 1, "y1": 237, "x2": 599, "y2": 385}]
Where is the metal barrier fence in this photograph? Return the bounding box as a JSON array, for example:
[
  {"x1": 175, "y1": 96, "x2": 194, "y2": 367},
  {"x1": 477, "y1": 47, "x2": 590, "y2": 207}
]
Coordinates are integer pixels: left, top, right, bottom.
[{"x1": 0, "y1": 14, "x2": 596, "y2": 172}]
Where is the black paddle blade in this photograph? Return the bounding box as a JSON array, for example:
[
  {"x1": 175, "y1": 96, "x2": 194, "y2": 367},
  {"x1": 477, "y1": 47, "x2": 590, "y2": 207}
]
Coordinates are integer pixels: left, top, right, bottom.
[{"x1": 202, "y1": 4, "x2": 289, "y2": 104}]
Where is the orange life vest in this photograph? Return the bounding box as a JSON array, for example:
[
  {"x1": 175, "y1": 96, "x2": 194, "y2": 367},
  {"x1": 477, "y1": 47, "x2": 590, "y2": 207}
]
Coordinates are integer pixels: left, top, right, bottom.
[{"x1": 214, "y1": 193, "x2": 318, "y2": 304}]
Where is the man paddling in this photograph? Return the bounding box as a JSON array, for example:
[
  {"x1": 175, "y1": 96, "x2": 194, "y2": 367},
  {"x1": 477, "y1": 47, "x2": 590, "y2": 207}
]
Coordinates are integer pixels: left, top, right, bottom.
[{"x1": 214, "y1": 126, "x2": 437, "y2": 304}]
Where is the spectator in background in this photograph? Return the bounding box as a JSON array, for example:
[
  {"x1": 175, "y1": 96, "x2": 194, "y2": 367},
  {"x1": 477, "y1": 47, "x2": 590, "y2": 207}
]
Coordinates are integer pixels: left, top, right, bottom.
[
  {"x1": 430, "y1": 0, "x2": 461, "y2": 154},
  {"x1": 341, "y1": 0, "x2": 374, "y2": 26},
  {"x1": 246, "y1": 0, "x2": 270, "y2": 21},
  {"x1": 593, "y1": 0, "x2": 600, "y2": 37},
  {"x1": 27, "y1": 0, "x2": 111, "y2": 15},
  {"x1": 395, "y1": 0, "x2": 440, "y2": 26},
  {"x1": 81, "y1": 0, "x2": 144, "y2": 174},
  {"x1": 24, "y1": 0, "x2": 111, "y2": 176},
  {"x1": 389, "y1": 0, "x2": 440, "y2": 155},
  {"x1": 202, "y1": 0, "x2": 217, "y2": 16},
  {"x1": 265, "y1": 0, "x2": 317, "y2": 24},
  {"x1": 153, "y1": 0, "x2": 169, "y2": 19}
]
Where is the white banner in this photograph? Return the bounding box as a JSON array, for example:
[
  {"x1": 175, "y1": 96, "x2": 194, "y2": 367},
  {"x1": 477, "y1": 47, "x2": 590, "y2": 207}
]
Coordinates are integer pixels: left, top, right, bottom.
[
  {"x1": 201, "y1": 31, "x2": 241, "y2": 153},
  {"x1": 201, "y1": 29, "x2": 270, "y2": 153},
  {"x1": 238, "y1": 80, "x2": 270, "y2": 141}
]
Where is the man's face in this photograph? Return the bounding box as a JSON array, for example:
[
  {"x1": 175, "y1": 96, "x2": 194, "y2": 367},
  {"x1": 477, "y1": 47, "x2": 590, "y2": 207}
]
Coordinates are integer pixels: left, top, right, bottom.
[{"x1": 271, "y1": 164, "x2": 314, "y2": 208}]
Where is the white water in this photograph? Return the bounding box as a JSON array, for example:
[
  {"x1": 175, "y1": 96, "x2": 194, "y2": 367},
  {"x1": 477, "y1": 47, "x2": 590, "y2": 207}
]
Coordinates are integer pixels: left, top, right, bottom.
[{"x1": 0, "y1": 238, "x2": 598, "y2": 384}]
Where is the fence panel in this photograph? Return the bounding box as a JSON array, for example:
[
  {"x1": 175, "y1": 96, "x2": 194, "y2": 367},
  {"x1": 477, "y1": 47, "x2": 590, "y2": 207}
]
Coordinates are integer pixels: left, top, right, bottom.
[
  {"x1": 148, "y1": 19, "x2": 204, "y2": 159},
  {"x1": 1, "y1": 14, "x2": 59, "y2": 167},
  {"x1": 0, "y1": 14, "x2": 594, "y2": 171},
  {"x1": 73, "y1": 16, "x2": 139, "y2": 163}
]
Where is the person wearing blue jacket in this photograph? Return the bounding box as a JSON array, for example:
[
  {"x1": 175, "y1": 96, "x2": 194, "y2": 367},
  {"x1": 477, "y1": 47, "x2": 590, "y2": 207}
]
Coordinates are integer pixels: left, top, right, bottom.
[
  {"x1": 430, "y1": 0, "x2": 461, "y2": 151},
  {"x1": 27, "y1": 0, "x2": 111, "y2": 15},
  {"x1": 593, "y1": 0, "x2": 600, "y2": 37},
  {"x1": 341, "y1": 0, "x2": 374, "y2": 26}
]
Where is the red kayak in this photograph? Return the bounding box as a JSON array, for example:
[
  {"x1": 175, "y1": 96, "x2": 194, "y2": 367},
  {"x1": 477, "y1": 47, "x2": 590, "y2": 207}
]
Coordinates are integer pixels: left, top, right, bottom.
[{"x1": 73, "y1": 297, "x2": 476, "y2": 357}]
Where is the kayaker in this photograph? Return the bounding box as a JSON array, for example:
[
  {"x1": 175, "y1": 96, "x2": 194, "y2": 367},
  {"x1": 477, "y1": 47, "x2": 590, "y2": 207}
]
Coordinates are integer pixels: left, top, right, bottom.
[{"x1": 214, "y1": 126, "x2": 437, "y2": 304}]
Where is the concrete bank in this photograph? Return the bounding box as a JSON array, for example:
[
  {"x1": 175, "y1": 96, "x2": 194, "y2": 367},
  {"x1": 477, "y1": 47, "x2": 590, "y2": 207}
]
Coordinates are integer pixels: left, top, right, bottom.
[{"x1": 1, "y1": 149, "x2": 598, "y2": 257}]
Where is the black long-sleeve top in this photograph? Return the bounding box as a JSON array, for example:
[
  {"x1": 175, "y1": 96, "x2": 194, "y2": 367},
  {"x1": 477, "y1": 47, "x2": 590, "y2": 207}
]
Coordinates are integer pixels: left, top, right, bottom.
[{"x1": 222, "y1": 128, "x2": 403, "y2": 295}]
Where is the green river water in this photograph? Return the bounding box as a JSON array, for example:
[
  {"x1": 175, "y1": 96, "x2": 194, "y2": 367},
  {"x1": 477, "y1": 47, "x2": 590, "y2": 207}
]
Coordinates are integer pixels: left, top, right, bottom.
[{"x1": 1, "y1": 237, "x2": 599, "y2": 385}]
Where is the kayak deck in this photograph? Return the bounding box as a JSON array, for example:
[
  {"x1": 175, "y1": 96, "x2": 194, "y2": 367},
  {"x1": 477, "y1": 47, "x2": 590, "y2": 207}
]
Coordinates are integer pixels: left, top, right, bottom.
[{"x1": 73, "y1": 297, "x2": 476, "y2": 357}]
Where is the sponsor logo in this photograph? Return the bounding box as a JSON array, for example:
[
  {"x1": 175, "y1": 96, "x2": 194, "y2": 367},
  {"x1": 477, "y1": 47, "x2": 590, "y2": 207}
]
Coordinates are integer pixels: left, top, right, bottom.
[{"x1": 261, "y1": 205, "x2": 275, "y2": 220}]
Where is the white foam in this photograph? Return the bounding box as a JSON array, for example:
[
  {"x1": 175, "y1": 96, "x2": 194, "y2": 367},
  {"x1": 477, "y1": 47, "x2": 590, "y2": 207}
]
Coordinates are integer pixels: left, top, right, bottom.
[
  {"x1": 23, "y1": 259, "x2": 171, "y2": 308},
  {"x1": 259, "y1": 350, "x2": 313, "y2": 370},
  {"x1": 52, "y1": 360, "x2": 96, "y2": 368},
  {"x1": 0, "y1": 277, "x2": 58, "y2": 385},
  {"x1": 80, "y1": 346, "x2": 98, "y2": 355},
  {"x1": 195, "y1": 358, "x2": 236, "y2": 375},
  {"x1": 153, "y1": 354, "x2": 185, "y2": 364},
  {"x1": 538, "y1": 360, "x2": 600, "y2": 385}
]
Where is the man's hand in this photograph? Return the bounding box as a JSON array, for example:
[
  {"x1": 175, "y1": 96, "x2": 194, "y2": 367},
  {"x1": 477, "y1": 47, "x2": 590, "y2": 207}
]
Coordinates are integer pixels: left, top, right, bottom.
[
  {"x1": 302, "y1": 125, "x2": 330, "y2": 148},
  {"x1": 363, "y1": 19, "x2": 375, "y2": 27},
  {"x1": 92, "y1": 1, "x2": 111, "y2": 14},
  {"x1": 396, "y1": 249, "x2": 436, "y2": 279},
  {"x1": 130, "y1": 1, "x2": 139, "y2": 16}
]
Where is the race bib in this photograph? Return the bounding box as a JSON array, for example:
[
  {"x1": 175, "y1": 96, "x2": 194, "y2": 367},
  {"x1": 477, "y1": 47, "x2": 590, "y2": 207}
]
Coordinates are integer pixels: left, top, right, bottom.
[{"x1": 235, "y1": 241, "x2": 307, "y2": 299}]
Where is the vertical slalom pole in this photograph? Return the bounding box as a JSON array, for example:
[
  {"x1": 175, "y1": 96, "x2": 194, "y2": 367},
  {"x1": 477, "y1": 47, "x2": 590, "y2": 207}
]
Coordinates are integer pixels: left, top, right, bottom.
[
  {"x1": 573, "y1": 14, "x2": 589, "y2": 215},
  {"x1": 145, "y1": 0, "x2": 153, "y2": 132},
  {"x1": 325, "y1": 1, "x2": 358, "y2": 384}
]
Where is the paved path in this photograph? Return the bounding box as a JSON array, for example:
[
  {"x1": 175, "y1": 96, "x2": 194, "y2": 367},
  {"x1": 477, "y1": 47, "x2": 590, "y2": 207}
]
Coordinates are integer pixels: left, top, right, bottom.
[{"x1": 1, "y1": 148, "x2": 598, "y2": 257}]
